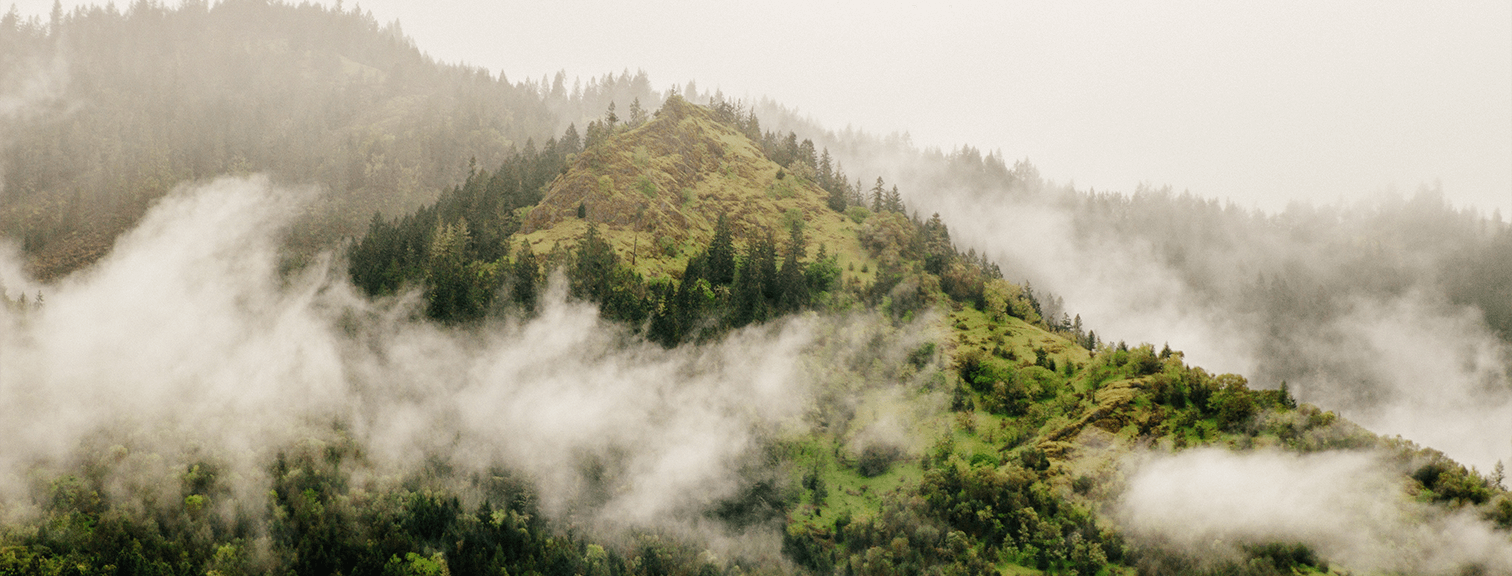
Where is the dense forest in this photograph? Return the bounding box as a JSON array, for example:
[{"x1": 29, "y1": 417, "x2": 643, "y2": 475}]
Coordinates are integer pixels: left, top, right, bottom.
[{"x1": 1, "y1": 2, "x2": 1510, "y2": 575}]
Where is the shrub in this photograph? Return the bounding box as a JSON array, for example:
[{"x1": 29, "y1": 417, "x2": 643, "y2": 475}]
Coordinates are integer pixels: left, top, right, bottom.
[
  {"x1": 847, "y1": 205, "x2": 870, "y2": 224},
  {"x1": 858, "y1": 445, "x2": 903, "y2": 477}
]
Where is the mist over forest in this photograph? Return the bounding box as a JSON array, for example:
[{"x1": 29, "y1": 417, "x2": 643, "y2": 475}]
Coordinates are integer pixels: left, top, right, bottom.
[
  {"x1": 752, "y1": 111, "x2": 1512, "y2": 471},
  {"x1": 1, "y1": 2, "x2": 1509, "y2": 575}
]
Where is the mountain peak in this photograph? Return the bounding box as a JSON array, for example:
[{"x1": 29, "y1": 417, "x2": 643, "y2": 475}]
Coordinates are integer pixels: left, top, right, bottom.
[{"x1": 518, "y1": 96, "x2": 852, "y2": 278}]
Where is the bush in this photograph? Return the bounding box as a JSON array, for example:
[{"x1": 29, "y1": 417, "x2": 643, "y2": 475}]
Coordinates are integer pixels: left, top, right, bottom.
[
  {"x1": 858, "y1": 445, "x2": 903, "y2": 477},
  {"x1": 847, "y1": 205, "x2": 871, "y2": 224}
]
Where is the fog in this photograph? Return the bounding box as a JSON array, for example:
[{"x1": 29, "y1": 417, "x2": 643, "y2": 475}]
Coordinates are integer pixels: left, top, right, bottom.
[
  {"x1": 0, "y1": 176, "x2": 847, "y2": 541},
  {"x1": 1120, "y1": 448, "x2": 1512, "y2": 574},
  {"x1": 746, "y1": 113, "x2": 1512, "y2": 473},
  {"x1": 176, "y1": 1, "x2": 1512, "y2": 214}
]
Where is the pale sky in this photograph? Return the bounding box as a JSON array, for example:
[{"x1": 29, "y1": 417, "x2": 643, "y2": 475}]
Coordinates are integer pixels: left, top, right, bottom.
[{"x1": 15, "y1": 0, "x2": 1512, "y2": 215}]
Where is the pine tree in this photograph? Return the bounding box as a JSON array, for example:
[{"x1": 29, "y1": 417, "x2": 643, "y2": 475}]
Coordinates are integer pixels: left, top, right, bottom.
[
  {"x1": 886, "y1": 185, "x2": 903, "y2": 213},
  {"x1": 1277, "y1": 381, "x2": 1298, "y2": 409},
  {"x1": 818, "y1": 149, "x2": 833, "y2": 188},
  {"x1": 605, "y1": 101, "x2": 618, "y2": 130},
  {"x1": 777, "y1": 219, "x2": 808, "y2": 313},
  {"x1": 871, "y1": 177, "x2": 886, "y2": 213},
  {"x1": 562, "y1": 123, "x2": 581, "y2": 154},
  {"x1": 572, "y1": 224, "x2": 618, "y2": 303},
  {"x1": 512, "y1": 240, "x2": 538, "y2": 312},
  {"x1": 706, "y1": 214, "x2": 736, "y2": 285},
  {"x1": 629, "y1": 98, "x2": 645, "y2": 126}
]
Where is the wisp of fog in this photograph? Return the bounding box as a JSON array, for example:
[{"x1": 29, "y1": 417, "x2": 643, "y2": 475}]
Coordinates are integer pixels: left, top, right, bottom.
[
  {"x1": 779, "y1": 126, "x2": 1512, "y2": 473},
  {"x1": 0, "y1": 176, "x2": 820, "y2": 539},
  {"x1": 1120, "y1": 448, "x2": 1512, "y2": 574}
]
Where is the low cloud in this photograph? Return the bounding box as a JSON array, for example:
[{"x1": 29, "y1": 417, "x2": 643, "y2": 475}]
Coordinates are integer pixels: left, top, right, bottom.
[
  {"x1": 0, "y1": 50, "x2": 70, "y2": 199},
  {"x1": 0, "y1": 175, "x2": 831, "y2": 538},
  {"x1": 910, "y1": 186, "x2": 1512, "y2": 472},
  {"x1": 1118, "y1": 448, "x2": 1512, "y2": 574}
]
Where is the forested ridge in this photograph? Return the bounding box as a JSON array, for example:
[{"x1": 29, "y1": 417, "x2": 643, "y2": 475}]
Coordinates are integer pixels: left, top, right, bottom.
[
  {"x1": 2, "y1": 2, "x2": 1511, "y2": 575},
  {"x1": 0, "y1": 0, "x2": 662, "y2": 279}
]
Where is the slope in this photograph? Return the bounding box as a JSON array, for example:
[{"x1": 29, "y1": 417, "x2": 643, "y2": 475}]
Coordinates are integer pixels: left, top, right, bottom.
[
  {"x1": 516, "y1": 95, "x2": 874, "y2": 283},
  {"x1": 0, "y1": 0, "x2": 557, "y2": 280}
]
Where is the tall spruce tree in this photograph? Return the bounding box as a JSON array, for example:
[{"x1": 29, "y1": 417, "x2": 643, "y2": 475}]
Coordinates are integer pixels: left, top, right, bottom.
[
  {"x1": 512, "y1": 239, "x2": 538, "y2": 312},
  {"x1": 706, "y1": 214, "x2": 736, "y2": 285}
]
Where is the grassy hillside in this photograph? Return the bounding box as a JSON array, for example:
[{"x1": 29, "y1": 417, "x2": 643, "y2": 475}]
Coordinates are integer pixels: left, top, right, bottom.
[
  {"x1": 4, "y1": 87, "x2": 1507, "y2": 576},
  {"x1": 343, "y1": 95, "x2": 1512, "y2": 575},
  {"x1": 517, "y1": 95, "x2": 874, "y2": 283}
]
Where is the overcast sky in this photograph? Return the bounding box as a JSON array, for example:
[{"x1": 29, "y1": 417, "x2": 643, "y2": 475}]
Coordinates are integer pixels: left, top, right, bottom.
[{"x1": 16, "y1": 0, "x2": 1512, "y2": 214}]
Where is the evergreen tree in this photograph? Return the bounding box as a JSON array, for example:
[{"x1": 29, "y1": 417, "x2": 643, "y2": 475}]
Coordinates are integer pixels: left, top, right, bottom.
[
  {"x1": 706, "y1": 214, "x2": 736, "y2": 286},
  {"x1": 731, "y1": 231, "x2": 776, "y2": 327},
  {"x1": 571, "y1": 224, "x2": 618, "y2": 303},
  {"x1": 818, "y1": 149, "x2": 833, "y2": 188},
  {"x1": 562, "y1": 123, "x2": 581, "y2": 154},
  {"x1": 827, "y1": 182, "x2": 847, "y2": 213},
  {"x1": 629, "y1": 98, "x2": 645, "y2": 126},
  {"x1": 512, "y1": 240, "x2": 538, "y2": 312},
  {"x1": 777, "y1": 220, "x2": 808, "y2": 313},
  {"x1": 886, "y1": 185, "x2": 903, "y2": 212},
  {"x1": 871, "y1": 177, "x2": 886, "y2": 213},
  {"x1": 605, "y1": 101, "x2": 618, "y2": 130}
]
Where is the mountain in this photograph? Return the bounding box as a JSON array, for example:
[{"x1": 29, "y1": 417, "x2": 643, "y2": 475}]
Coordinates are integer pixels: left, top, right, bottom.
[
  {"x1": 0, "y1": 0, "x2": 558, "y2": 279},
  {"x1": 1, "y1": 4, "x2": 1510, "y2": 576},
  {"x1": 339, "y1": 94, "x2": 1512, "y2": 575}
]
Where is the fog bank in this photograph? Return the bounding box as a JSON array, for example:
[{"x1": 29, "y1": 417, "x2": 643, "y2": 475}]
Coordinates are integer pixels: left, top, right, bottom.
[
  {"x1": 0, "y1": 176, "x2": 826, "y2": 536},
  {"x1": 1120, "y1": 448, "x2": 1512, "y2": 574}
]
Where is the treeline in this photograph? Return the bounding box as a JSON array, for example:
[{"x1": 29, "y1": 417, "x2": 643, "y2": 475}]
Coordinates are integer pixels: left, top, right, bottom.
[
  {"x1": 0, "y1": 438, "x2": 765, "y2": 576},
  {"x1": 348, "y1": 98, "x2": 1036, "y2": 347},
  {"x1": 347, "y1": 130, "x2": 579, "y2": 320}
]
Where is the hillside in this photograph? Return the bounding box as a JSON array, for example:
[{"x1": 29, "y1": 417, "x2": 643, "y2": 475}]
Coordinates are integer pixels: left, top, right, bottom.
[
  {"x1": 338, "y1": 96, "x2": 1512, "y2": 575},
  {"x1": 515, "y1": 96, "x2": 870, "y2": 283},
  {"x1": 0, "y1": 0, "x2": 558, "y2": 280},
  {"x1": 0, "y1": 13, "x2": 1508, "y2": 571}
]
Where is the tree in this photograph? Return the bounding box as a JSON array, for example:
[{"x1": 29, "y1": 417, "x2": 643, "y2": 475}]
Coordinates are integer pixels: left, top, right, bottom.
[
  {"x1": 818, "y1": 149, "x2": 833, "y2": 188},
  {"x1": 629, "y1": 98, "x2": 645, "y2": 126},
  {"x1": 871, "y1": 177, "x2": 886, "y2": 213},
  {"x1": 776, "y1": 219, "x2": 808, "y2": 313},
  {"x1": 605, "y1": 101, "x2": 618, "y2": 130},
  {"x1": 885, "y1": 185, "x2": 903, "y2": 213},
  {"x1": 571, "y1": 224, "x2": 617, "y2": 303},
  {"x1": 562, "y1": 123, "x2": 581, "y2": 154},
  {"x1": 512, "y1": 240, "x2": 538, "y2": 312},
  {"x1": 731, "y1": 231, "x2": 776, "y2": 327},
  {"x1": 706, "y1": 214, "x2": 736, "y2": 286},
  {"x1": 426, "y1": 219, "x2": 492, "y2": 322}
]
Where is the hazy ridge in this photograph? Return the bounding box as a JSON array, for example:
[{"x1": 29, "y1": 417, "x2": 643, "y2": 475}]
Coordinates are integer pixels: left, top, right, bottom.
[{"x1": 1, "y1": 2, "x2": 1509, "y2": 575}]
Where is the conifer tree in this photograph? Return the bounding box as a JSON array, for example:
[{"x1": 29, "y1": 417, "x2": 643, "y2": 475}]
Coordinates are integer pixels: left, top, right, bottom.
[
  {"x1": 706, "y1": 214, "x2": 736, "y2": 285},
  {"x1": 818, "y1": 149, "x2": 833, "y2": 188},
  {"x1": 629, "y1": 98, "x2": 645, "y2": 126},
  {"x1": 871, "y1": 177, "x2": 886, "y2": 213},
  {"x1": 777, "y1": 220, "x2": 808, "y2": 313},
  {"x1": 512, "y1": 240, "x2": 538, "y2": 312},
  {"x1": 886, "y1": 185, "x2": 903, "y2": 212},
  {"x1": 562, "y1": 123, "x2": 581, "y2": 154}
]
